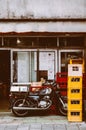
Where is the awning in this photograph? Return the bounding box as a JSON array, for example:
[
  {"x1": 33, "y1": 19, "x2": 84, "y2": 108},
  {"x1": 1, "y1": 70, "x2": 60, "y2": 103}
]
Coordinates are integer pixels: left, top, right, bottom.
[{"x1": 0, "y1": 21, "x2": 86, "y2": 33}]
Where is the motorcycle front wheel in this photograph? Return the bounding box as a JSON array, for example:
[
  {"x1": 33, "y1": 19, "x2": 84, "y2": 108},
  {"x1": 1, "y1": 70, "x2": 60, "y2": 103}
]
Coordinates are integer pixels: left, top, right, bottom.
[
  {"x1": 12, "y1": 99, "x2": 29, "y2": 117},
  {"x1": 58, "y1": 96, "x2": 67, "y2": 116},
  {"x1": 58, "y1": 103, "x2": 67, "y2": 116}
]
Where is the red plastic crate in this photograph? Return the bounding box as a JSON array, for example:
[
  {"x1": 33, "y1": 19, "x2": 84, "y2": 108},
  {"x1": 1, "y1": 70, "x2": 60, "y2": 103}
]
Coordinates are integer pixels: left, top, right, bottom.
[
  {"x1": 55, "y1": 72, "x2": 86, "y2": 98},
  {"x1": 56, "y1": 72, "x2": 67, "y2": 84},
  {"x1": 55, "y1": 72, "x2": 67, "y2": 96},
  {"x1": 60, "y1": 85, "x2": 67, "y2": 96}
]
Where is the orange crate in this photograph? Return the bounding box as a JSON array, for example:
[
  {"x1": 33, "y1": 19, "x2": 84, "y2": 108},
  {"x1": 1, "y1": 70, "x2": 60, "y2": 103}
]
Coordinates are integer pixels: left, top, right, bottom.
[
  {"x1": 68, "y1": 99, "x2": 82, "y2": 110},
  {"x1": 68, "y1": 110, "x2": 82, "y2": 122},
  {"x1": 68, "y1": 88, "x2": 82, "y2": 99},
  {"x1": 68, "y1": 76, "x2": 82, "y2": 88}
]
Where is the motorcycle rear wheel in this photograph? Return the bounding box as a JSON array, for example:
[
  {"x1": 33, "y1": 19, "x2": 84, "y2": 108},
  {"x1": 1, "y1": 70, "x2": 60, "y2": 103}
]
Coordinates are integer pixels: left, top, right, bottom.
[{"x1": 12, "y1": 99, "x2": 29, "y2": 117}]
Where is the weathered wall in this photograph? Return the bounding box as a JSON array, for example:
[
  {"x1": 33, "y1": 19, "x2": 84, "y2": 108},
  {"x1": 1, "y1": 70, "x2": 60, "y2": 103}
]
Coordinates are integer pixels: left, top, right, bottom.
[{"x1": 0, "y1": 0, "x2": 85, "y2": 19}]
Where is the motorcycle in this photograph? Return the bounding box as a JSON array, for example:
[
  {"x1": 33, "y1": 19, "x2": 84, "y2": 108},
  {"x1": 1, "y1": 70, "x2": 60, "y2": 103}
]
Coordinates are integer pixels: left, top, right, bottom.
[{"x1": 9, "y1": 82, "x2": 67, "y2": 117}]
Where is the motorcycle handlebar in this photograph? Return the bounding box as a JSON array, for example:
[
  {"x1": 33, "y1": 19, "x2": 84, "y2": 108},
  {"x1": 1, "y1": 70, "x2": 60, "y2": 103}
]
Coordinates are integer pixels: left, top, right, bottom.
[{"x1": 42, "y1": 81, "x2": 67, "y2": 92}]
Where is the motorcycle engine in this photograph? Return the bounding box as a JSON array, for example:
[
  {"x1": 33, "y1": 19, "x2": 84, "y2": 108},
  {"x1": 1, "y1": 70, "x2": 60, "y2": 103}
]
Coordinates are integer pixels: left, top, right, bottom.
[{"x1": 38, "y1": 100, "x2": 48, "y2": 108}]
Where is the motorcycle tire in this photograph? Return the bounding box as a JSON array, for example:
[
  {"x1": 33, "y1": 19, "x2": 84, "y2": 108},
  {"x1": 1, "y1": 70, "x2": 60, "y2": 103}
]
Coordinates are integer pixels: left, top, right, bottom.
[
  {"x1": 58, "y1": 103, "x2": 67, "y2": 116},
  {"x1": 12, "y1": 99, "x2": 29, "y2": 117}
]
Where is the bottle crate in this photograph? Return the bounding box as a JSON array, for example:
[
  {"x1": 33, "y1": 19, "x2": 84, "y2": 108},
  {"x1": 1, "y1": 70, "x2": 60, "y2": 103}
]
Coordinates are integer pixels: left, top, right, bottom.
[
  {"x1": 68, "y1": 76, "x2": 82, "y2": 88},
  {"x1": 68, "y1": 64, "x2": 82, "y2": 76},
  {"x1": 68, "y1": 99, "x2": 82, "y2": 110},
  {"x1": 68, "y1": 88, "x2": 82, "y2": 99},
  {"x1": 68, "y1": 110, "x2": 82, "y2": 122},
  {"x1": 69, "y1": 59, "x2": 84, "y2": 73}
]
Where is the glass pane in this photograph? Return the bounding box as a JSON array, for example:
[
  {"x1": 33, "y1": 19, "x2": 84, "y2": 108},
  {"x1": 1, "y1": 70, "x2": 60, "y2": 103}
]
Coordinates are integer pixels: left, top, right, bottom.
[
  {"x1": 12, "y1": 51, "x2": 37, "y2": 83},
  {"x1": 61, "y1": 51, "x2": 83, "y2": 72},
  {"x1": 39, "y1": 37, "x2": 57, "y2": 48},
  {"x1": 39, "y1": 51, "x2": 55, "y2": 81},
  {"x1": 4, "y1": 37, "x2": 17, "y2": 47},
  {"x1": 59, "y1": 37, "x2": 84, "y2": 47}
]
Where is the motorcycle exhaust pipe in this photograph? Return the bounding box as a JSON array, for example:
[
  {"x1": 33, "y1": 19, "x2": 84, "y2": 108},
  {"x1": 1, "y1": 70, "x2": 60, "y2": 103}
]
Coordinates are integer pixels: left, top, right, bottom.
[{"x1": 13, "y1": 106, "x2": 50, "y2": 110}]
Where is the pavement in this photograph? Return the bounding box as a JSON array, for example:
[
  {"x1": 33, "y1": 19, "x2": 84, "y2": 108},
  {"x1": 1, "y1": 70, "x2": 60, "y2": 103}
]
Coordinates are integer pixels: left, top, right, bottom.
[{"x1": 0, "y1": 111, "x2": 86, "y2": 130}]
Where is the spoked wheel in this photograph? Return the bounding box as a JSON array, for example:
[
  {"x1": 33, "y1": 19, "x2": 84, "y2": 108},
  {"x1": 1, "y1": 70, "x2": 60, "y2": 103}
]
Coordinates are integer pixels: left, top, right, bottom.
[
  {"x1": 12, "y1": 99, "x2": 29, "y2": 117},
  {"x1": 59, "y1": 102, "x2": 67, "y2": 116},
  {"x1": 58, "y1": 96, "x2": 67, "y2": 116}
]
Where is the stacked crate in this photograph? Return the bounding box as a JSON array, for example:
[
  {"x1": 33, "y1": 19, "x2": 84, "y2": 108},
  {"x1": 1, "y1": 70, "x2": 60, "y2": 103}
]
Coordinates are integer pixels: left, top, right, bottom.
[
  {"x1": 68, "y1": 64, "x2": 82, "y2": 122},
  {"x1": 56, "y1": 72, "x2": 67, "y2": 96}
]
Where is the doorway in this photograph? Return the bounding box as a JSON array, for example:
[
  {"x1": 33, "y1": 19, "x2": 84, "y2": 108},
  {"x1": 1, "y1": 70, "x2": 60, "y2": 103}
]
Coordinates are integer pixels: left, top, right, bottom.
[{"x1": 0, "y1": 50, "x2": 10, "y2": 111}]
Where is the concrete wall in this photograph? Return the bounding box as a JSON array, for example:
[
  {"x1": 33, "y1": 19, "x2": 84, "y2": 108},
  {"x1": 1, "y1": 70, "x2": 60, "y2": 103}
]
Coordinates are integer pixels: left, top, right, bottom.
[{"x1": 0, "y1": 0, "x2": 85, "y2": 19}]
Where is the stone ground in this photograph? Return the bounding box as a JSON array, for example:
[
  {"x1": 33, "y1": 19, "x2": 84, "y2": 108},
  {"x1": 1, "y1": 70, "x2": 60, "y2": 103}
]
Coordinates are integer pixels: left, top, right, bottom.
[{"x1": 0, "y1": 112, "x2": 86, "y2": 130}]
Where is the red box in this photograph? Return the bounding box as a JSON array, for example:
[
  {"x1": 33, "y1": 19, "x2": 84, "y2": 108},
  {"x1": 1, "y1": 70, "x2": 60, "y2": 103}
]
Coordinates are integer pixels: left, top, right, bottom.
[
  {"x1": 60, "y1": 85, "x2": 67, "y2": 96},
  {"x1": 56, "y1": 72, "x2": 67, "y2": 84}
]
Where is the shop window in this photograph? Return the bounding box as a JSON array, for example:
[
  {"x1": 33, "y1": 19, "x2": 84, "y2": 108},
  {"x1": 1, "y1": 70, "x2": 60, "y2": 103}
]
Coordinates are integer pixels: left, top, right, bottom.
[
  {"x1": 60, "y1": 51, "x2": 83, "y2": 72},
  {"x1": 1, "y1": 36, "x2": 85, "y2": 48},
  {"x1": 39, "y1": 51, "x2": 55, "y2": 81},
  {"x1": 59, "y1": 37, "x2": 84, "y2": 48},
  {"x1": 16, "y1": 37, "x2": 57, "y2": 48},
  {"x1": 1, "y1": 36, "x2": 57, "y2": 48},
  {"x1": 3, "y1": 37, "x2": 17, "y2": 47},
  {"x1": 12, "y1": 51, "x2": 37, "y2": 83},
  {"x1": 16, "y1": 37, "x2": 38, "y2": 47},
  {"x1": 38, "y1": 37, "x2": 57, "y2": 48}
]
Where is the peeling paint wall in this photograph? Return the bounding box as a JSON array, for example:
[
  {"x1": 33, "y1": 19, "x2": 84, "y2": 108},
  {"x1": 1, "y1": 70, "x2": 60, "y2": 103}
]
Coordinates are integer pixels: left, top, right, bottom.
[{"x1": 0, "y1": 0, "x2": 85, "y2": 19}]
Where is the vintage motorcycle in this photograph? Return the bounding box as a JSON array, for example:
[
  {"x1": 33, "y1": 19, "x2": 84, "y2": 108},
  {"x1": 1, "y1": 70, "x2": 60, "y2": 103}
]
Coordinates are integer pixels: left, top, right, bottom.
[{"x1": 9, "y1": 82, "x2": 67, "y2": 117}]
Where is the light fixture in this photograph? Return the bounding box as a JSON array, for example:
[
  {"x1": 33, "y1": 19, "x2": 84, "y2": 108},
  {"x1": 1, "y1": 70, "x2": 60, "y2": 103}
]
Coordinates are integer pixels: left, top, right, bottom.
[
  {"x1": 65, "y1": 34, "x2": 70, "y2": 37},
  {"x1": 17, "y1": 38, "x2": 21, "y2": 44}
]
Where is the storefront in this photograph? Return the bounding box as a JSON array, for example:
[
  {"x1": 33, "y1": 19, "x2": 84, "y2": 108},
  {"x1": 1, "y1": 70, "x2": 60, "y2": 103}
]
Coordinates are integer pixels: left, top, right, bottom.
[
  {"x1": 0, "y1": 36, "x2": 85, "y2": 108},
  {"x1": 0, "y1": 0, "x2": 86, "y2": 111}
]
